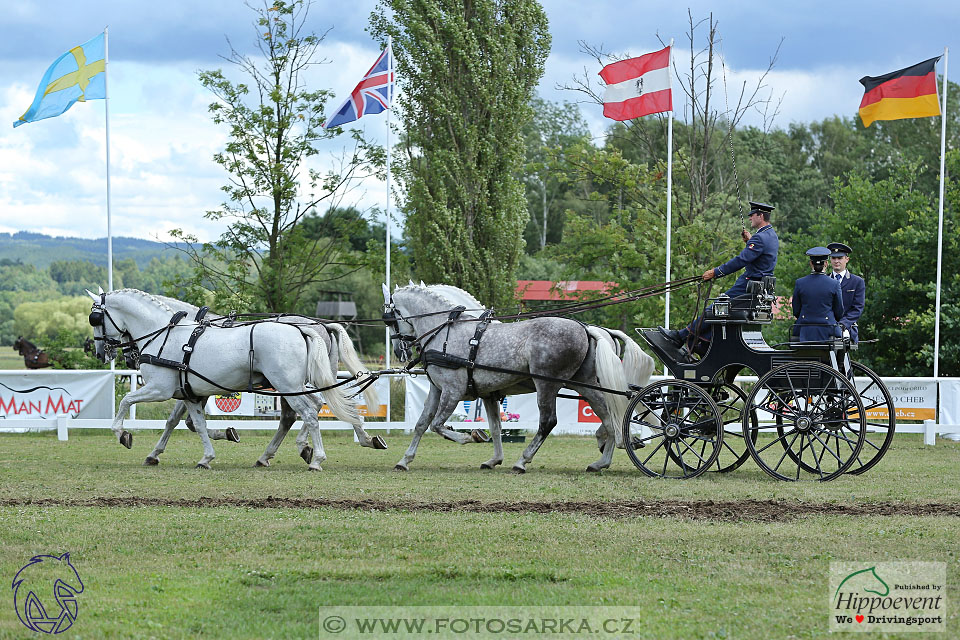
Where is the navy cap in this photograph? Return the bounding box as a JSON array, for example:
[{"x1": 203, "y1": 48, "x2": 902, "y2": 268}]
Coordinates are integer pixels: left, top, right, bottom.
[
  {"x1": 806, "y1": 246, "x2": 831, "y2": 260},
  {"x1": 827, "y1": 242, "x2": 851, "y2": 257},
  {"x1": 748, "y1": 201, "x2": 775, "y2": 216}
]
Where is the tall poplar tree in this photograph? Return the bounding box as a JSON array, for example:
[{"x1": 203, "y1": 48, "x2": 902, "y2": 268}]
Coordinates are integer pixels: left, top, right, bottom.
[{"x1": 372, "y1": 0, "x2": 550, "y2": 308}]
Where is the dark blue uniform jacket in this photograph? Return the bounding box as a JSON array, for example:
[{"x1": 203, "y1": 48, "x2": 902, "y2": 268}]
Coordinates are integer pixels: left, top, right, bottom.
[
  {"x1": 834, "y1": 272, "x2": 865, "y2": 343},
  {"x1": 715, "y1": 224, "x2": 778, "y2": 299},
  {"x1": 792, "y1": 272, "x2": 843, "y2": 342}
]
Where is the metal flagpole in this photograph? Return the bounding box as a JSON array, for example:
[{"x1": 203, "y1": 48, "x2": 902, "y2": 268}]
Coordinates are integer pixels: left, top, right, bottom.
[
  {"x1": 664, "y1": 39, "x2": 674, "y2": 375},
  {"x1": 934, "y1": 46, "x2": 948, "y2": 378},
  {"x1": 104, "y1": 26, "x2": 114, "y2": 294},
  {"x1": 664, "y1": 39, "x2": 674, "y2": 332},
  {"x1": 385, "y1": 36, "x2": 393, "y2": 370}
]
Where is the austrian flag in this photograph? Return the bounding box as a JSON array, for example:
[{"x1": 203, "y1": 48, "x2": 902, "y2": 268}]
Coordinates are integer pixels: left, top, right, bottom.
[{"x1": 600, "y1": 45, "x2": 672, "y2": 121}]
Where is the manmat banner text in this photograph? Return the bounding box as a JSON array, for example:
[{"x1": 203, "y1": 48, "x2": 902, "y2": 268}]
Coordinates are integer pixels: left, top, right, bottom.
[{"x1": 0, "y1": 371, "x2": 114, "y2": 419}]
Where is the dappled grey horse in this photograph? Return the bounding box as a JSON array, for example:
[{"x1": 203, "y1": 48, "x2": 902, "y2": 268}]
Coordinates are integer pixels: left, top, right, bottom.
[
  {"x1": 383, "y1": 283, "x2": 654, "y2": 472},
  {"x1": 423, "y1": 283, "x2": 654, "y2": 454},
  {"x1": 87, "y1": 288, "x2": 376, "y2": 470},
  {"x1": 138, "y1": 295, "x2": 383, "y2": 468}
]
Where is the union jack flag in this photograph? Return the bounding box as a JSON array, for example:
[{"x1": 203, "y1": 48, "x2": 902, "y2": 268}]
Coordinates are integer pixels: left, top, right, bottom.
[{"x1": 323, "y1": 45, "x2": 394, "y2": 128}]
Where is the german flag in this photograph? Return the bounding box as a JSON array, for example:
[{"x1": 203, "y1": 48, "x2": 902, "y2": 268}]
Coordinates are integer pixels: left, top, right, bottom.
[{"x1": 859, "y1": 57, "x2": 941, "y2": 127}]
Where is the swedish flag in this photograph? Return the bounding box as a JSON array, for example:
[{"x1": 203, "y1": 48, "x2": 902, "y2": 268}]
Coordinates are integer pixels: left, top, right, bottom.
[{"x1": 14, "y1": 32, "x2": 106, "y2": 128}]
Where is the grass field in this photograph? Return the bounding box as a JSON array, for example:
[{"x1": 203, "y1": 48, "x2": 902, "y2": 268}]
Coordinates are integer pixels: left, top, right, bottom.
[
  {"x1": 0, "y1": 350, "x2": 26, "y2": 370},
  {"x1": 1, "y1": 430, "x2": 957, "y2": 639}
]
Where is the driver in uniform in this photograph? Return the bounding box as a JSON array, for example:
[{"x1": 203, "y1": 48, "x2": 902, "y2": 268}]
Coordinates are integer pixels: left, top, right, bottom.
[{"x1": 658, "y1": 201, "x2": 778, "y2": 356}]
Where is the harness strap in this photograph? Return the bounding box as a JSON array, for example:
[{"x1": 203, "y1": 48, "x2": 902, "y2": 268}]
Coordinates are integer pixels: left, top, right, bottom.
[
  {"x1": 178, "y1": 320, "x2": 210, "y2": 401},
  {"x1": 466, "y1": 310, "x2": 494, "y2": 399},
  {"x1": 194, "y1": 306, "x2": 210, "y2": 322}
]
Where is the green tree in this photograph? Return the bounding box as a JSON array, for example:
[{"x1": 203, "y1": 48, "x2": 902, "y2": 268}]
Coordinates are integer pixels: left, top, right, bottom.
[
  {"x1": 170, "y1": 0, "x2": 378, "y2": 313},
  {"x1": 371, "y1": 0, "x2": 551, "y2": 308},
  {"x1": 13, "y1": 297, "x2": 93, "y2": 344},
  {"x1": 521, "y1": 97, "x2": 591, "y2": 252}
]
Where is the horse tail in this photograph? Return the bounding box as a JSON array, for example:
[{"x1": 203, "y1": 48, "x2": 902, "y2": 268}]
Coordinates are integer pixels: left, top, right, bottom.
[
  {"x1": 603, "y1": 328, "x2": 655, "y2": 390},
  {"x1": 302, "y1": 328, "x2": 361, "y2": 424},
  {"x1": 586, "y1": 326, "x2": 630, "y2": 446},
  {"x1": 328, "y1": 323, "x2": 380, "y2": 411}
]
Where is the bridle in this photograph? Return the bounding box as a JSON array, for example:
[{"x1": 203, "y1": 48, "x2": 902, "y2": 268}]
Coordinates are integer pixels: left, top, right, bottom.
[
  {"x1": 382, "y1": 297, "x2": 417, "y2": 362},
  {"x1": 88, "y1": 292, "x2": 129, "y2": 362}
]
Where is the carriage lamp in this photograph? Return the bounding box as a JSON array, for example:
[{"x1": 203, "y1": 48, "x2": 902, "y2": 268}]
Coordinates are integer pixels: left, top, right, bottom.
[{"x1": 713, "y1": 294, "x2": 730, "y2": 317}]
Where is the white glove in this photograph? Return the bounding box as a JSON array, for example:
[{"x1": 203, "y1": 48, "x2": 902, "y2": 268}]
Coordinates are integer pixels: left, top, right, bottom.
[{"x1": 842, "y1": 328, "x2": 851, "y2": 341}]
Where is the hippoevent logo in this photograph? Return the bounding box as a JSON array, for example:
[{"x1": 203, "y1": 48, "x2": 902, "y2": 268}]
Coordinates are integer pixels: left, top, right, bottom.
[
  {"x1": 830, "y1": 562, "x2": 945, "y2": 632},
  {"x1": 12, "y1": 553, "x2": 84, "y2": 634},
  {"x1": 0, "y1": 382, "x2": 84, "y2": 418}
]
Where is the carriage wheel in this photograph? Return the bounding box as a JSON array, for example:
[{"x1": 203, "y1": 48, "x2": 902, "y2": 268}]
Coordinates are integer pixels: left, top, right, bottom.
[
  {"x1": 744, "y1": 362, "x2": 866, "y2": 482},
  {"x1": 844, "y1": 362, "x2": 896, "y2": 474},
  {"x1": 706, "y1": 382, "x2": 758, "y2": 473},
  {"x1": 622, "y1": 380, "x2": 722, "y2": 479}
]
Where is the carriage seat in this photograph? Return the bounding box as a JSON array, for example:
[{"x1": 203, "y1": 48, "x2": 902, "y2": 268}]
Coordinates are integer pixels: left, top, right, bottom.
[{"x1": 705, "y1": 276, "x2": 776, "y2": 324}]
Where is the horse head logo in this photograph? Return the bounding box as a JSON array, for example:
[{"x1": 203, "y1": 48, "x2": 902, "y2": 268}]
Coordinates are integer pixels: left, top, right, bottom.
[
  {"x1": 12, "y1": 553, "x2": 84, "y2": 634},
  {"x1": 834, "y1": 566, "x2": 890, "y2": 600}
]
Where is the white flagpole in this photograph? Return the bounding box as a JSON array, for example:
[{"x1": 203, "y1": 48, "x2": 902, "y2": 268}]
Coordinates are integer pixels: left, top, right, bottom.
[
  {"x1": 385, "y1": 36, "x2": 393, "y2": 369},
  {"x1": 104, "y1": 26, "x2": 113, "y2": 294},
  {"x1": 664, "y1": 39, "x2": 674, "y2": 333},
  {"x1": 934, "y1": 46, "x2": 948, "y2": 378},
  {"x1": 664, "y1": 39, "x2": 674, "y2": 375}
]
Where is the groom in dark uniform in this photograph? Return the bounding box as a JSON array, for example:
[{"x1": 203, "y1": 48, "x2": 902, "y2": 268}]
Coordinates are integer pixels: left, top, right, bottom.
[
  {"x1": 827, "y1": 242, "x2": 865, "y2": 343},
  {"x1": 792, "y1": 247, "x2": 843, "y2": 343}
]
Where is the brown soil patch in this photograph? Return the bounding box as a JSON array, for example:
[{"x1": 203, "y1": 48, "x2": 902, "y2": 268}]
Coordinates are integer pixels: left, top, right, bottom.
[{"x1": 2, "y1": 497, "x2": 959, "y2": 522}]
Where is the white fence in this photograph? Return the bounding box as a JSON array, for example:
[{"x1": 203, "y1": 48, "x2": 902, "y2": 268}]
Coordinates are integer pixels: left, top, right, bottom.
[{"x1": 2, "y1": 370, "x2": 960, "y2": 445}]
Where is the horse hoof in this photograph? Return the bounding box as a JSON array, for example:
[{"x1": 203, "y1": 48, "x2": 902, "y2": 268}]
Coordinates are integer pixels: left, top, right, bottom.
[
  {"x1": 143, "y1": 456, "x2": 159, "y2": 466},
  {"x1": 254, "y1": 459, "x2": 270, "y2": 468},
  {"x1": 308, "y1": 465, "x2": 322, "y2": 472},
  {"x1": 195, "y1": 463, "x2": 211, "y2": 470},
  {"x1": 471, "y1": 429, "x2": 491, "y2": 443},
  {"x1": 300, "y1": 446, "x2": 314, "y2": 464},
  {"x1": 393, "y1": 464, "x2": 408, "y2": 472},
  {"x1": 119, "y1": 430, "x2": 133, "y2": 449},
  {"x1": 372, "y1": 436, "x2": 388, "y2": 450},
  {"x1": 586, "y1": 465, "x2": 602, "y2": 473},
  {"x1": 480, "y1": 462, "x2": 497, "y2": 470},
  {"x1": 226, "y1": 427, "x2": 240, "y2": 443},
  {"x1": 511, "y1": 466, "x2": 526, "y2": 474}
]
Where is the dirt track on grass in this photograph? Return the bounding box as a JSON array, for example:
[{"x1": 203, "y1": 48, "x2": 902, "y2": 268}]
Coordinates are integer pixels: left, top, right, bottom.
[{"x1": 2, "y1": 496, "x2": 959, "y2": 521}]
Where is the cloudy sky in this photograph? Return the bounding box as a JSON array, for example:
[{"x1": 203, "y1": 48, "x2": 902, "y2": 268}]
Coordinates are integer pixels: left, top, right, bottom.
[{"x1": 0, "y1": 0, "x2": 956, "y2": 242}]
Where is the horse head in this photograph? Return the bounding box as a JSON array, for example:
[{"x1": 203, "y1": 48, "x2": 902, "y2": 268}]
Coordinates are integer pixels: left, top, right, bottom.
[
  {"x1": 13, "y1": 337, "x2": 23, "y2": 354},
  {"x1": 86, "y1": 288, "x2": 173, "y2": 364},
  {"x1": 12, "y1": 552, "x2": 84, "y2": 633}
]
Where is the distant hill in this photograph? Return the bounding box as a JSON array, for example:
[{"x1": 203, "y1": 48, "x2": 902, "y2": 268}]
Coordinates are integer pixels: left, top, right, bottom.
[{"x1": 0, "y1": 231, "x2": 191, "y2": 269}]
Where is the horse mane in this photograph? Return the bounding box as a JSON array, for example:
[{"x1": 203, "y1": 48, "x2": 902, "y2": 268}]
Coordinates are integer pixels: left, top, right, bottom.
[
  {"x1": 111, "y1": 288, "x2": 175, "y2": 313},
  {"x1": 428, "y1": 284, "x2": 486, "y2": 311}
]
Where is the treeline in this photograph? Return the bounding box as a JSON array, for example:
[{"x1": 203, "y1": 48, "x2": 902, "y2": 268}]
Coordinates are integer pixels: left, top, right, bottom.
[{"x1": 510, "y1": 86, "x2": 960, "y2": 376}]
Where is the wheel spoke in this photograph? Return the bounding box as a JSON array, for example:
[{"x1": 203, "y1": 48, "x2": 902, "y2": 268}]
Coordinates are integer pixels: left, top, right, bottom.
[
  {"x1": 677, "y1": 438, "x2": 710, "y2": 465},
  {"x1": 641, "y1": 437, "x2": 666, "y2": 466},
  {"x1": 770, "y1": 430, "x2": 801, "y2": 473},
  {"x1": 810, "y1": 430, "x2": 844, "y2": 464}
]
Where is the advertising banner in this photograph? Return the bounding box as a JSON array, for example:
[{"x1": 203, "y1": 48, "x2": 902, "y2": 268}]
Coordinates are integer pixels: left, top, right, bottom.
[
  {"x1": 869, "y1": 378, "x2": 938, "y2": 421},
  {"x1": 205, "y1": 375, "x2": 390, "y2": 419},
  {"x1": 0, "y1": 371, "x2": 114, "y2": 419},
  {"x1": 404, "y1": 376, "x2": 600, "y2": 434}
]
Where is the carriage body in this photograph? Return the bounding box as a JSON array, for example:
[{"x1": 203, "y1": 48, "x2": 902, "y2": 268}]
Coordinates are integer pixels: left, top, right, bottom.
[{"x1": 624, "y1": 279, "x2": 895, "y2": 482}]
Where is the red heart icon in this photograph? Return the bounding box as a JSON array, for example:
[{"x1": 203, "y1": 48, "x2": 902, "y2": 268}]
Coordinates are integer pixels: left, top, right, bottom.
[{"x1": 855, "y1": 615, "x2": 864, "y2": 623}]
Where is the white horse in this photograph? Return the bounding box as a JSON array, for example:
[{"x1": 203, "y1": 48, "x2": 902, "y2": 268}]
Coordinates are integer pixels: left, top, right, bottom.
[
  {"x1": 138, "y1": 295, "x2": 384, "y2": 468},
  {"x1": 87, "y1": 288, "x2": 375, "y2": 470},
  {"x1": 383, "y1": 283, "x2": 655, "y2": 472}
]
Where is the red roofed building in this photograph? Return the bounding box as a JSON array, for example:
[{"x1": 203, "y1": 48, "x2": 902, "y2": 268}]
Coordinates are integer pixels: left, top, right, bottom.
[{"x1": 515, "y1": 280, "x2": 616, "y2": 301}]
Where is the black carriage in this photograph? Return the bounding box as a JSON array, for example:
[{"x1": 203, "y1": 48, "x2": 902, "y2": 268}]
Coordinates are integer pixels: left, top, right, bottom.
[{"x1": 624, "y1": 277, "x2": 896, "y2": 481}]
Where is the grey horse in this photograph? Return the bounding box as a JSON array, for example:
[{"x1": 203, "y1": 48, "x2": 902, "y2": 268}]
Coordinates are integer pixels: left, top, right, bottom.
[
  {"x1": 383, "y1": 283, "x2": 654, "y2": 472},
  {"x1": 136, "y1": 295, "x2": 384, "y2": 468},
  {"x1": 87, "y1": 288, "x2": 377, "y2": 470}
]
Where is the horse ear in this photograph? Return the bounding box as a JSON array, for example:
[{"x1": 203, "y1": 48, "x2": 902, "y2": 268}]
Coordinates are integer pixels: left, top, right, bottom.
[
  {"x1": 85, "y1": 289, "x2": 99, "y2": 302},
  {"x1": 420, "y1": 280, "x2": 426, "y2": 287},
  {"x1": 97, "y1": 285, "x2": 104, "y2": 295},
  {"x1": 381, "y1": 283, "x2": 390, "y2": 304},
  {"x1": 408, "y1": 279, "x2": 415, "y2": 287}
]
